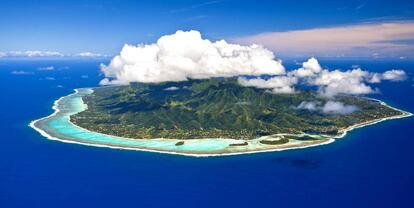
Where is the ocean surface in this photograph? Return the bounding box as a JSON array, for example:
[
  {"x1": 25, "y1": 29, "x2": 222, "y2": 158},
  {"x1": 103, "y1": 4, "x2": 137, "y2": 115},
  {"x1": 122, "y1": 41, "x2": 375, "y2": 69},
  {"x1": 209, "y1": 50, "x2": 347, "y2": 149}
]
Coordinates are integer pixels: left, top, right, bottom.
[{"x1": 1, "y1": 58, "x2": 413, "y2": 208}]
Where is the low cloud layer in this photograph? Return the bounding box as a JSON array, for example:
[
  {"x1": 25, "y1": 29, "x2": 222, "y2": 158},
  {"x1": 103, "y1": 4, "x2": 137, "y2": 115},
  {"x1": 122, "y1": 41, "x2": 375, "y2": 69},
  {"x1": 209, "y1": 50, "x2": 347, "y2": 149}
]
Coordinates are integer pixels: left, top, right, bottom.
[
  {"x1": 99, "y1": 30, "x2": 408, "y2": 98},
  {"x1": 382, "y1": 69, "x2": 407, "y2": 81},
  {"x1": 77, "y1": 52, "x2": 108, "y2": 57},
  {"x1": 38, "y1": 66, "x2": 55, "y2": 71},
  {"x1": 100, "y1": 30, "x2": 285, "y2": 85},
  {"x1": 322, "y1": 101, "x2": 358, "y2": 115},
  {"x1": 297, "y1": 101, "x2": 319, "y2": 111},
  {"x1": 44, "y1": 77, "x2": 56, "y2": 81},
  {"x1": 241, "y1": 57, "x2": 407, "y2": 97},
  {"x1": 0, "y1": 51, "x2": 107, "y2": 58},
  {"x1": 238, "y1": 76, "x2": 297, "y2": 94},
  {"x1": 11, "y1": 70, "x2": 34, "y2": 75},
  {"x1": 297, "y1": 101, "x2": 358, "y2": 115},
  {"x1": 163, "y1": 86, "x2": 180, "y2": 91},
  {"x1": 1, "y1": 51, "x2": 64, "y2": 58},
  {"x1": 236, "y1": 21, "x2": 414, "y2": 58}
]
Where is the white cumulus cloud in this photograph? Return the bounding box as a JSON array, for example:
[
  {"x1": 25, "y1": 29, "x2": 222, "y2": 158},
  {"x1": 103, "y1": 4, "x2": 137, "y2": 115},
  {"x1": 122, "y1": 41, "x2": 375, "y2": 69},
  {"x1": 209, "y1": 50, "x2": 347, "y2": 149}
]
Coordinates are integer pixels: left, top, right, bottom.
[
  {"x1": 238, "y1": 76, "x2": 297, "y2": 94},
  {"x1": 100, "y1": 30, "x2": 285, "y2": 85},
  {"x1": 382, "y1": 69, "x2": 407, "y2": 81},
  {"x1": 290, "y1": 57, "x2": 322, "y2": 77},
  {"x1": 311, "y1": 68, "x2": 375, "y2": 97},
  {"x1": 98, "y1": 31, "x2": 407, "y2": 96},
  {"x1": 240, "y1": 57, "x2": 408, "y2": 97}
]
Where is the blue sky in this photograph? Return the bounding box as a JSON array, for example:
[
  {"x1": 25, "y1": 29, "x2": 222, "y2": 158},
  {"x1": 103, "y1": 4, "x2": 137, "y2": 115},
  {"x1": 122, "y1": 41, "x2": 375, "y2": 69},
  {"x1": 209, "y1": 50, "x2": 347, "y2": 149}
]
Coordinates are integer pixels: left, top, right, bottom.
[{"x1": 1, "y1": 0, "x2": 414, "y2": 58}]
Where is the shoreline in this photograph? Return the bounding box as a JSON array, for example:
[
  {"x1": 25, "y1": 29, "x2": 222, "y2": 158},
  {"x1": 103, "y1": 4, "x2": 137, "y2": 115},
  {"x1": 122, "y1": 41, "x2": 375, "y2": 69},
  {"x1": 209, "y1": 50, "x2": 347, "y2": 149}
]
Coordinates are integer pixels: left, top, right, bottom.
[
  {"x1": 29, "y1": 88, "x2": 412, "y2": 157},
  {"x1": 333, "y1": 98, "x2": 412, "y2": 140}
]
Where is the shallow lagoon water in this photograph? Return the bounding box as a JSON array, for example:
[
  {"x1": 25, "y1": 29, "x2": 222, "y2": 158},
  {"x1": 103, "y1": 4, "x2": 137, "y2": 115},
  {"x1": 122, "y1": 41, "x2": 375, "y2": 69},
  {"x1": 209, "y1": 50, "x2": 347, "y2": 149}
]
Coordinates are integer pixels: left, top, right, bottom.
[
  {"x1": 1, "y1": 59, "x2": 414, "y2": 208},
  {"x1": 32, "y1": 88, "x2": 332, "y2": 156}
]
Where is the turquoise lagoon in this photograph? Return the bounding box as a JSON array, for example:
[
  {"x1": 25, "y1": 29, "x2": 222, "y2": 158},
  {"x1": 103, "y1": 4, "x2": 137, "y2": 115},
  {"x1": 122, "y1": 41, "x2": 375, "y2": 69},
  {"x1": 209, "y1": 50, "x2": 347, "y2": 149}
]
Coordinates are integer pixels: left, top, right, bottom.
[{"x1": 30, "y1": 88, "x2": 333, "y2": 156}]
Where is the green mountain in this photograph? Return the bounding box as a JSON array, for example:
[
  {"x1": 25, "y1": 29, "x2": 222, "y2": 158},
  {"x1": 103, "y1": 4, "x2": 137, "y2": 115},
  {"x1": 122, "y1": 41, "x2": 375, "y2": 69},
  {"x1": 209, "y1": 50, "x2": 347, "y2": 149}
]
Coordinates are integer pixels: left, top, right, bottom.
[{"x1": 70, "y1": 79, "x2": 402, "y2": 140}]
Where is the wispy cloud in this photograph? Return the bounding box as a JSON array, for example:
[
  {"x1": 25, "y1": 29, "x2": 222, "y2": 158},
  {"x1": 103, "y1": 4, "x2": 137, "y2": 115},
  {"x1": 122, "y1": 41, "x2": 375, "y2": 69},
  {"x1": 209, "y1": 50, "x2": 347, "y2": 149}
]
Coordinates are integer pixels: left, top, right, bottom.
[
  {"x1": 74, "y1": 4, "x2": 105, "y2": 11},
  {"x1": 355, "y1": 2, "x2": 366, "y2": 10},
  {"x1": 11, "y1": 70, "x2": 34, "y2": 75},
  {"x1": 77, "y1": 52, "x2": 108, "y2": 57},
  {"x1": 0, "y1": 51, "x2": 64, "y2": 58},
  {"x1": 166, "y1": 0, "x2": 224, "y2": 14},
  {"x1": 38, "y1": 66, "x2": 55, "y2": 71},
  {"x1": 0, "y1": 51, "x2": 109, "y2": 58},
  {"x1": 337, "y1": 2, "x2": 367, "y2": 11},
  {"x1": 43, "y1": 77, "x2": 56, "y2": 80},
  {"x1": 185, "y1": 15, "x2": 209, "y2": 21},
  {"x1": 236, "y1": 21, "x2": 414, "y2": 58}
]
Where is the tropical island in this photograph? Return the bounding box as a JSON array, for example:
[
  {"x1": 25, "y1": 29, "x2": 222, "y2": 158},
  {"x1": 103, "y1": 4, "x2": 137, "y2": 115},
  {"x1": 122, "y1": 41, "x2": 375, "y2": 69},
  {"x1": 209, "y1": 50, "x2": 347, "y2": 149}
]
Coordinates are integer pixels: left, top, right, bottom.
[
  {"x1": 71, "y1": 78, "x2": 406, "y2": 141},
  {"x1": 28, "y1": 30, "x2": 413, "y2": 156},
  {"x1": 30, "y1": 77, "x2": 412, "y2": 156}
]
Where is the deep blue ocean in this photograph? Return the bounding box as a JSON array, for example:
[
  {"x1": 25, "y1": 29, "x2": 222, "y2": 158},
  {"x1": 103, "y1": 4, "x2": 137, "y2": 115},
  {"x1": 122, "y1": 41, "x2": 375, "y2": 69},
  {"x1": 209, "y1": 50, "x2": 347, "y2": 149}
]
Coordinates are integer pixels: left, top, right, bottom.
[{"x1": 1, "y1": 58, "x2": 413, "y2": 208}]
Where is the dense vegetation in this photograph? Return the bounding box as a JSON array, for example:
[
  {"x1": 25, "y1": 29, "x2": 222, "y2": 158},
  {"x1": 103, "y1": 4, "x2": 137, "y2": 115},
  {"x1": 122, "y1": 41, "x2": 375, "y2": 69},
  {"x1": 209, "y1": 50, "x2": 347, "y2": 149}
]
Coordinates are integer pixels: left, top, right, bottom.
[
  {"x1": 71, "y1": 78, "x2": 402, "y2": 140},
  {"x1": 259, "y1": 138, "x2": 290, "y2": 145}
]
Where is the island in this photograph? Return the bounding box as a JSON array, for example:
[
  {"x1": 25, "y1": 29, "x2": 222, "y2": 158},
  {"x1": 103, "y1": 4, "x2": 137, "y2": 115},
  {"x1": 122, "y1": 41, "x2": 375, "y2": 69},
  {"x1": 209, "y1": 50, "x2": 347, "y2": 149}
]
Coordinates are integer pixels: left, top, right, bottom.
[
  {"x1": 71, "y1": 79, "x2": 405, "y2": 139},
  {"x1": 30, "y1": 78, "x2": 412, "y2": 156}
]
